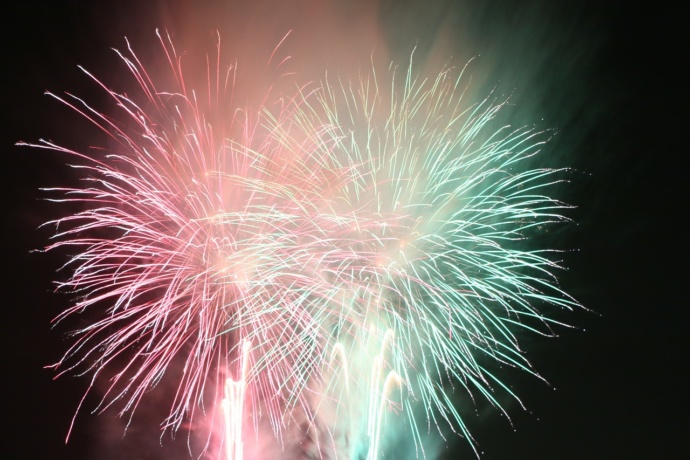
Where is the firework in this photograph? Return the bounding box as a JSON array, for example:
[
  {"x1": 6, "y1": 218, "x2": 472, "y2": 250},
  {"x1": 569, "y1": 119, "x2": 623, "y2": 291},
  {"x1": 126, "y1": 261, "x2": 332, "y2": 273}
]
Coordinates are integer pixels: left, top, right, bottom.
[
  {"x1": 270, "y1": 57, "x2": 580, "y2": 458},
  {"x1": 24, "y1": 32, "x2": 579, "y2": 459}
]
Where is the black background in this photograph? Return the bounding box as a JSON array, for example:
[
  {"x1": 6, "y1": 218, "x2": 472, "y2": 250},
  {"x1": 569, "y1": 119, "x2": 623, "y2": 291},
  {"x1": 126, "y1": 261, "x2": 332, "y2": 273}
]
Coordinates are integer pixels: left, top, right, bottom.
[{"x1": 3, "y1": 1, "x2": 686, "y2": 458}]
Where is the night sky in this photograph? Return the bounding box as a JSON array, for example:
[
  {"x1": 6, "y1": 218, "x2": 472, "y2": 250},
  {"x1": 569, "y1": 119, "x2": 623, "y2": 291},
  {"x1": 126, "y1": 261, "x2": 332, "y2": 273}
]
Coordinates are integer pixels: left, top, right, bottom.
[{"x1": 3, "y1": 1, "x2": 686, "y2": 459}]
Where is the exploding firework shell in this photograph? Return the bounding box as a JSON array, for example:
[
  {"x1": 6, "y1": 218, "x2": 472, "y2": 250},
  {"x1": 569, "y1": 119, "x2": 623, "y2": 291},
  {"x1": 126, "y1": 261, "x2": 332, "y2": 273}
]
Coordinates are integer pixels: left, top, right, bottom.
[
  {"x1": 24, "y1": 32, "x2": 579, "y2": 458},
  {"x1": 265, "y1": 57, "x2": 579, "y2": 456}
]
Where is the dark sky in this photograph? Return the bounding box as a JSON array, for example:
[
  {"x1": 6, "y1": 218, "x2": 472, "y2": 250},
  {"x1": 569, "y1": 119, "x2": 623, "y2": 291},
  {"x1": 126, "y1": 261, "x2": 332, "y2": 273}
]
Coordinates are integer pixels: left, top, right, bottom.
[{"x1": 3, "y1": 1, "x2": 686, "y2": 459}]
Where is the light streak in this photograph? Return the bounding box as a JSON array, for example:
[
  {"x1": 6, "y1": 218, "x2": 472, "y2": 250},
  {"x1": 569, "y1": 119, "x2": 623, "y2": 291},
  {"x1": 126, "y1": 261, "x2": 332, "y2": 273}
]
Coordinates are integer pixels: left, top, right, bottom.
[
  {"x1": 367, "y1": 329, "x2": 401, "y2": 460},
  {"x1": 222, "y1": 340, "x2": 250, "y2": 460}
]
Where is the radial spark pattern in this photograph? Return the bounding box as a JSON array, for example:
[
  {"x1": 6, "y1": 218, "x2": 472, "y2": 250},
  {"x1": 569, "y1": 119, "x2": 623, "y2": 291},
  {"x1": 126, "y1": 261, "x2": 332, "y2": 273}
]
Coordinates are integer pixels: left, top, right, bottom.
[{"x1": 24, "y1": 33, "x2": 579, "y2": 459}]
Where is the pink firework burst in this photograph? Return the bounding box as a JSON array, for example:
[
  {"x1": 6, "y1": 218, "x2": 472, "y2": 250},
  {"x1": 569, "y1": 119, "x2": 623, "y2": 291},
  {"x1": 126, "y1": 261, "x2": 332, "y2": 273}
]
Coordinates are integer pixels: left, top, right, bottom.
[{"x1": 22, "y1": 30, "x2": 343, "y2": 443}]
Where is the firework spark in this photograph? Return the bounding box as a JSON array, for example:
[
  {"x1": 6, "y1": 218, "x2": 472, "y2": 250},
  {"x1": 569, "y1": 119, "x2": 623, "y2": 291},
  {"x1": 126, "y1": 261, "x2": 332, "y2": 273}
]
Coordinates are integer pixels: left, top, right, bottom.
[{"x1": 24, "y1": 31, "x2": 579, "y2": 459}]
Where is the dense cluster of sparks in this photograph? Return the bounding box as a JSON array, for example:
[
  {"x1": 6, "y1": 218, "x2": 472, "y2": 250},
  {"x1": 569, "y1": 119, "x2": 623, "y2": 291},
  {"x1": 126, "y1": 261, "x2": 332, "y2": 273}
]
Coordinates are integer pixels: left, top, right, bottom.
[{"x1": 25, "y1": 31, "x2": 578, "y2": 459}]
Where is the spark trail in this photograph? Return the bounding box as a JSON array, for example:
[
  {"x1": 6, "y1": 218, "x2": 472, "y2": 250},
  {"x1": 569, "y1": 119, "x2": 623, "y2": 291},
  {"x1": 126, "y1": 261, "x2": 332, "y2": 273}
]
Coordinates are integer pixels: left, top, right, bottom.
[
  {"x1": 24, "y1": 32, "x2": 580, "y2": 460},
  {"x1": 222, "y1": 340, "x2": 250, "y2": 460}
]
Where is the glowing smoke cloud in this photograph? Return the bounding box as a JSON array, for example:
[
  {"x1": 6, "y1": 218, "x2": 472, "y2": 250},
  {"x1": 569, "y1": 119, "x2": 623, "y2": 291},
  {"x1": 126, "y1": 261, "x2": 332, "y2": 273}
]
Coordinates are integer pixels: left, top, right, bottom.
[{"x1": 24, "y1": 27, "x2": 579, "y2": 460}]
